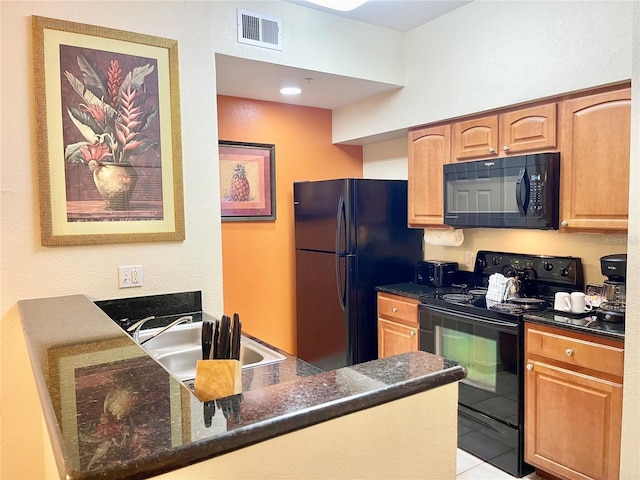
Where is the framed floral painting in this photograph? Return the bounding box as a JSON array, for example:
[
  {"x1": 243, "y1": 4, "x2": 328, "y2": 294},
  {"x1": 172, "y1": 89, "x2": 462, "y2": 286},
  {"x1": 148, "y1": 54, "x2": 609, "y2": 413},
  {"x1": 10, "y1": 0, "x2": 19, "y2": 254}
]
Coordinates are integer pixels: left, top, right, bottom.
[
  {"x1": 33, "y1": 16, "x2": 185, "y2": 245},
  {"x1": 219, "y1": 141, "x2": 276, "y2": 221}
]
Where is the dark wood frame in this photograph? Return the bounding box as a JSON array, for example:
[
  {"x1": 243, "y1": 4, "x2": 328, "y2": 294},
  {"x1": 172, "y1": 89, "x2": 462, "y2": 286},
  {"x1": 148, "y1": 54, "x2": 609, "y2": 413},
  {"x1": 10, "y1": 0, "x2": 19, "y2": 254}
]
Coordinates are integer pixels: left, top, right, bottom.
[{"x1": 219, "y1": 140, "x2": 276, "y2": 222}]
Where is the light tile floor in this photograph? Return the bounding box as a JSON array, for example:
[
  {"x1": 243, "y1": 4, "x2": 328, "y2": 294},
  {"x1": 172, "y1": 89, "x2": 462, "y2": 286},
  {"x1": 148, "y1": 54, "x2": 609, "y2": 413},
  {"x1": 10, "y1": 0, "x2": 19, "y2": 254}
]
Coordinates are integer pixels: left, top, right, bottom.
[{"x1": 456, "y1": 449, "x2": 544, "y2": 479}]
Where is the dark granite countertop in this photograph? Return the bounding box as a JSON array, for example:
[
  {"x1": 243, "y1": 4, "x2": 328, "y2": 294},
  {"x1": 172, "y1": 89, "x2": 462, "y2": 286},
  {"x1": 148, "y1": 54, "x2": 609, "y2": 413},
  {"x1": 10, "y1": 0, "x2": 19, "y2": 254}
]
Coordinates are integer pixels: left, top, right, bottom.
[
  {"x1": 522, "y1": 310, "x2": 625, "y2": 341},
  {"x1": 18, "y1": 293, "x2": 466, "y2": 480},
  {"x1": 376, "y1": 282, "x2": 435, "y2": 301},
  {"x1": 377, "y1": 282, "x2": 625, "y2": 341}
]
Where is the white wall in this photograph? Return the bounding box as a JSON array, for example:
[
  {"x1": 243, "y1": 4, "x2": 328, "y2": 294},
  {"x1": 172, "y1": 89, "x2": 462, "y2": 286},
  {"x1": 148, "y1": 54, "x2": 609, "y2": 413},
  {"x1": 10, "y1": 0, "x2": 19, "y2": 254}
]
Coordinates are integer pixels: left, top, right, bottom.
[
  {"x1": 620, "y1": 2, "x2": 640, "y2": 477},
  {"x1": 1, "y1": 0, "x2": 223, "y2": 319},
  {"x1": 362, "y1": 137, "x2": 408, "y2": 180},
  {"x1": 336, "y1": 1, "x2": 633, "y2": 144},
  {"x1": 211, "y1": 1, "x2": 405, "y2": 85}
]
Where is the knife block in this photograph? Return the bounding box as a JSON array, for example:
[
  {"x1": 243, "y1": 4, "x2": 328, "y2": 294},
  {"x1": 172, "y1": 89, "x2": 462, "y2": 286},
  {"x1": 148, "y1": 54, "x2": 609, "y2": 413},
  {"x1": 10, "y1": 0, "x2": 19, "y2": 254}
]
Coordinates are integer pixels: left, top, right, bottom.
[{"x1": 193, "y1": 359, "x2": 242, "y2": 402}]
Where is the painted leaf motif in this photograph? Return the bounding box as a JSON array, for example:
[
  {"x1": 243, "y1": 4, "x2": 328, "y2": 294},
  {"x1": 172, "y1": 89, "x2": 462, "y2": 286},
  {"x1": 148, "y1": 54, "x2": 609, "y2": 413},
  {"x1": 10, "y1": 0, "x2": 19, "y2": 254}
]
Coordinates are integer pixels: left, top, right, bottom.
[
  {"x1": 64, "y1": 71, "x2": 118, "y2": 117},
  {"x1": 67, "y1": 107, "x2": 99, "y2": 144},
  {"x1": 140, "y1": 104, "x2": 158, "y2": 132},
  {"x1": 120, "y1": 64, "x2": 155, "y2": 95},
  {"x1": 65, "y1": 141, "x2": 90, "y2": 163},
  {"x1": 76, "y1": 54, "x2": 108, "y2": 100},
  {"x1": 124, "y1": 137, "x2": 157, "y2": 159}
]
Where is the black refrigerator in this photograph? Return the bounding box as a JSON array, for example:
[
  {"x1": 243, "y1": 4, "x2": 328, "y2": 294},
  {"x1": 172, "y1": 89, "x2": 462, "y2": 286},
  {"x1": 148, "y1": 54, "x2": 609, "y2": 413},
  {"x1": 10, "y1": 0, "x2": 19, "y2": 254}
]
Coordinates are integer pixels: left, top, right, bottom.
[{"x1": 294, "y1": 178, "x2": 423, "y2": 371}]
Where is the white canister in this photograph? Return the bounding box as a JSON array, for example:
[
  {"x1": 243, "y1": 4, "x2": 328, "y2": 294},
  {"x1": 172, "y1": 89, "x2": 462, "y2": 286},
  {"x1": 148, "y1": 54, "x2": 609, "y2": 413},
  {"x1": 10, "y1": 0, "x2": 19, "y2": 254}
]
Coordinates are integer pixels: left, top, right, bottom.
[
  {"x1": 554, "y1": 292, "x2": 571, "y2": 312},
  {"x1": 570, "y1": 291, "x2": 593, "y2": 314}
]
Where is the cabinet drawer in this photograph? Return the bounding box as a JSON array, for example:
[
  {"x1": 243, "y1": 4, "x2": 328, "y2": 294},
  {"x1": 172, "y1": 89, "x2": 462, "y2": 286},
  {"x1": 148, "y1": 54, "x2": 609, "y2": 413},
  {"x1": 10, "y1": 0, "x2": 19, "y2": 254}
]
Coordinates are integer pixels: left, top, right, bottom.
[
  {"x1": 377, "y1": 293, "x2": 419, "y2": 326},
  {"x1": 526, "y1": 326, "x2": 624, "y2": 378}
]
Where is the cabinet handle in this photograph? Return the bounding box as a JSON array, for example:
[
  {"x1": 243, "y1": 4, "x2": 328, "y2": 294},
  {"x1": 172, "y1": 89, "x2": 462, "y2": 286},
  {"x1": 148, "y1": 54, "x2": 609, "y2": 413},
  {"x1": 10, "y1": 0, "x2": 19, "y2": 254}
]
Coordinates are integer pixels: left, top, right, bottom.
[
  {"x1": 488, "y1": 147, "x2": 496, "y2": 154},
  {"x1": 410, "y1": 331, "x2": 416, "y2": 336},
  {"x1": 565, "y1": 348, "x2": 574, "y2": 356},
  {"x1": 392, "y1": 307, "x2": 399, "y2": 313},
  {"x1": 503, "y1": 145, "x2": 510, "y2": 152},
  {"x1": 526, "y1": 363, "x2": 533, "y2": 370},
  {"x1": 561, "y1": 220, "x2": 569, "y2": 227}
]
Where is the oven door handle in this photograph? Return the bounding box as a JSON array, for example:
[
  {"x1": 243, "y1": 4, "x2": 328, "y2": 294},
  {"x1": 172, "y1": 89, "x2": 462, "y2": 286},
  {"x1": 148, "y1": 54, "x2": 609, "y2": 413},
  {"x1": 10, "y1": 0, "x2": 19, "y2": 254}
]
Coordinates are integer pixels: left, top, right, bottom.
[{"x1": 420, "y1": 304, "x2": 519, "y2": 332}]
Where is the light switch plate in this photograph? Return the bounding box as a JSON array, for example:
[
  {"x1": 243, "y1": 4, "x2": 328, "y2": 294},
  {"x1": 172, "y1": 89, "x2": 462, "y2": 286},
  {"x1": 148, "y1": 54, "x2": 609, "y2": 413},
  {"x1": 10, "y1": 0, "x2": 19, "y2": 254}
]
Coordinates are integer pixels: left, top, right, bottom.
[{"x1": 119, "y1": 265, "x2": 143, "y2": 288}]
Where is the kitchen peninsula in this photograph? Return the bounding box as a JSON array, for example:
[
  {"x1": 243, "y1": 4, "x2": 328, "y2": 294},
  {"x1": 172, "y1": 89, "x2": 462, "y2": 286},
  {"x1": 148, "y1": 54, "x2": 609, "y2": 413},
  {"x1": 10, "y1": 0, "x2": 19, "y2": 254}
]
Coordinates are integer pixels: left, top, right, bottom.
[{"x1": 18, "y1": 293, "x2": 466, "y2": 480}]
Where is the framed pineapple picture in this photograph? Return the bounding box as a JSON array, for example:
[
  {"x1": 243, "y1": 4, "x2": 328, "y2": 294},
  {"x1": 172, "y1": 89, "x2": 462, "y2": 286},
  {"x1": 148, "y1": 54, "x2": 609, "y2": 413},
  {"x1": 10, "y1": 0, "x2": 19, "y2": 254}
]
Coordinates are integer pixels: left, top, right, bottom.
[{"x1": 218, "y1": 141, "x2": 276, "y2": 221}]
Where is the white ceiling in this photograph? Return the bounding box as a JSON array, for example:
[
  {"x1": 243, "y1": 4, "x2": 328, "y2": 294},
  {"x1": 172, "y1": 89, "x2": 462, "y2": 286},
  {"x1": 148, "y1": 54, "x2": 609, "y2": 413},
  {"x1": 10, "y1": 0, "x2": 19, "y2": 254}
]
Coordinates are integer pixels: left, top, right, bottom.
[
  {"x1": 216, "y1": 1, "x2": 470, "y2": 110},
  {"x1": 288, "y1": 0, "x2": 471, "y2": 33}
]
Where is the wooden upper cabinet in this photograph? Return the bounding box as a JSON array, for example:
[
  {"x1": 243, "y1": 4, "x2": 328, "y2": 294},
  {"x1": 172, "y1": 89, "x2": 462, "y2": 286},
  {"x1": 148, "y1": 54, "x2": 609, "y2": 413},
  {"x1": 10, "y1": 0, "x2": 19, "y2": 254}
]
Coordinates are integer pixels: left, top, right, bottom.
[
  {"x1": 560, "y1": 88, "x2": 631, "y2": 232},
  {"x1": 500, "y1": 103, "x2": 557, "y2": 154},
  {"x1": 453, "y1": 115, "x2": 499, "y2": 160},
  {"x1": 408, "y1": 124, "x2": 451, "y2": 227},
  {"x1": 453, "y1": 103, "x2": 557, "y2": 161}
]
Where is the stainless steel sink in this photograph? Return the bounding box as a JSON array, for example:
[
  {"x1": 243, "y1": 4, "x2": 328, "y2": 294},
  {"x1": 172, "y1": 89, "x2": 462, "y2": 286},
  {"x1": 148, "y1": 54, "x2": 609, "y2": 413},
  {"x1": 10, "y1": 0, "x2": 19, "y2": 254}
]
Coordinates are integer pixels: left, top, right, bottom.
[{"x1": 138, "y1": 322, "x2": 286, "y2": 382}]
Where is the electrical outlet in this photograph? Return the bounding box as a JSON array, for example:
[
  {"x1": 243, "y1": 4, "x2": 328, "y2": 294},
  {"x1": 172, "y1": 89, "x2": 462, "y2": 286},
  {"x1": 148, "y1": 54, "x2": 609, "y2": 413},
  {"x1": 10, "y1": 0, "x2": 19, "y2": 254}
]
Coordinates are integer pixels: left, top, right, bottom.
[
  {"x1": 119, "y1": 265, "x2": 143, "y2": 288},
  {"x1": 464, "y1": 251, "x2": 474, "y2": 270}
]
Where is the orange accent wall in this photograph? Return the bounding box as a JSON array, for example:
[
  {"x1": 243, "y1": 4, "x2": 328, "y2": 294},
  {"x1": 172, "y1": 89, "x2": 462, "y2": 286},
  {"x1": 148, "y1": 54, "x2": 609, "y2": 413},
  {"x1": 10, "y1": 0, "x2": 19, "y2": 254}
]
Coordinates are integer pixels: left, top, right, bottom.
[{"x1": 218, "y1": 96, "x2": 363, "y2": 354}]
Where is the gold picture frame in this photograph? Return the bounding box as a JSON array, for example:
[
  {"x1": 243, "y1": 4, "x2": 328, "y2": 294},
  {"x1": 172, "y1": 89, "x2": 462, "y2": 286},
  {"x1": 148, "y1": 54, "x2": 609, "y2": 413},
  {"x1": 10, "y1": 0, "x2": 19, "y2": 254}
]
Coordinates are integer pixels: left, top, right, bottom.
[
  {"x1": 33, "y1": 16, "x2": 185, "y2": 246},
  {"x1": 47, "y1": 337, "x2": 190, "y2": 471}
]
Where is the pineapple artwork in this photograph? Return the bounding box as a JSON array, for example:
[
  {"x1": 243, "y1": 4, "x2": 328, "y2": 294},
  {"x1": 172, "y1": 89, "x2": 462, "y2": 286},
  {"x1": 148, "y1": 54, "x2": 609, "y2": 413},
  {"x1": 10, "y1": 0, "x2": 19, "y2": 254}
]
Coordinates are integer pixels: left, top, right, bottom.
[
  {"x1": 219, "y1": 143, "x2": 275, "y2": 220},
  {"x1": 229, "y1": 163, "x2": 251, "y2": 201},
  {"x1": 220, "y1": 156, "x2": 263, "y2": 205}
]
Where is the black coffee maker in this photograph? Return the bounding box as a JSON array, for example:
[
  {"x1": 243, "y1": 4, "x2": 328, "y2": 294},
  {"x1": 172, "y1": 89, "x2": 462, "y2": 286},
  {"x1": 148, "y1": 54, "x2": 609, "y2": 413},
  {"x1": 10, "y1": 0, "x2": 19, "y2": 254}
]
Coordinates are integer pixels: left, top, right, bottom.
[{"x1": 597, "y1": 254, "x2": 627, "y2": 323}]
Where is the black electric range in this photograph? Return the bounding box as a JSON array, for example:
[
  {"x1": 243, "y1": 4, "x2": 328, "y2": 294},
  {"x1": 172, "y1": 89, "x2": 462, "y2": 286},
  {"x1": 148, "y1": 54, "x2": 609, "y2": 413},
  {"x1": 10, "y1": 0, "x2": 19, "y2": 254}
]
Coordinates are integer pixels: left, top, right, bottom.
[{"x1": 418, "y1": 251, "x2": 584, "y2": 478}]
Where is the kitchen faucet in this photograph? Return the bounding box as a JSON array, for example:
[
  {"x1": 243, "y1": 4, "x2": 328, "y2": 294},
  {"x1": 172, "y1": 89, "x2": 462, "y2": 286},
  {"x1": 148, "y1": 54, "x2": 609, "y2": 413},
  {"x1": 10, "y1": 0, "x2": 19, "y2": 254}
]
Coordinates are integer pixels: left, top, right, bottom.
[{"x1": 127, "y1": 315, "x2": 193, "y2": 345}]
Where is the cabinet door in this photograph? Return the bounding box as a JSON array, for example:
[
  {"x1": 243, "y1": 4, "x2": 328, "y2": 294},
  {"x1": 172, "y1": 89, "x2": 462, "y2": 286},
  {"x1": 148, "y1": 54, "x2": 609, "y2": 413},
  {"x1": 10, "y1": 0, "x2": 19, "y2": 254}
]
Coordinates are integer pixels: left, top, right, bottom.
[
  {"x1": 453, "y1": 115, "x2": 499, "y2": 160},
  {"x1": 525, "y1": 360, "x2": 622, "y2": 480},
  {"x1": 408, "y1": 125, "x2": 451, "y2": 227},
  {"x1": 560, "y1": 88, "x2": 631, "y2": 232},
  {"x1": 377, "y1": 318, "x2": 418, "y2": 359},
  {"x1": 500, "y1": 103, "x2": 557, "y2": 154}
]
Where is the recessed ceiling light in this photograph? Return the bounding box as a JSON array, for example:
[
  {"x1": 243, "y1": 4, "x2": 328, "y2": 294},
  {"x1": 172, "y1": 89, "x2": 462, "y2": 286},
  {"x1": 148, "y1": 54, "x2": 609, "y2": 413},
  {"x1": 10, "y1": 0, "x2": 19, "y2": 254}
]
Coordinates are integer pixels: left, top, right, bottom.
[
  {"x1": 305, "y1": 0, "x2": 367, "y2": 12},
  {"x1": 280, "y1": 87, "x2": 302, "y2": 95}
]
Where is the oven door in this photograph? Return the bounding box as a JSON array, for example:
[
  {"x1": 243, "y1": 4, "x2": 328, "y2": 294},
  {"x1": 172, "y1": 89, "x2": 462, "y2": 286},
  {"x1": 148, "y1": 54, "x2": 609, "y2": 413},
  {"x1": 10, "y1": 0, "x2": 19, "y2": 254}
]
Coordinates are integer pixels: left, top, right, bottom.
[{"x1": 419, "y1": 304, "x2": 521, "y2": 428}]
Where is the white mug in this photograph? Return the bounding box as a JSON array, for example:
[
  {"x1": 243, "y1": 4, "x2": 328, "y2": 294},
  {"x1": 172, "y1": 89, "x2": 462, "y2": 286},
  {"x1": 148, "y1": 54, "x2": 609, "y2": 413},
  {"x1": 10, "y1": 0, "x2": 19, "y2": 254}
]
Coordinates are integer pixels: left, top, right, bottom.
[
  {"x1": 554, "y1": 292, "x2": 571, "y2": 312},
  {"x1": 570, "y1": 291, "x2": 593, "y2": 314}
]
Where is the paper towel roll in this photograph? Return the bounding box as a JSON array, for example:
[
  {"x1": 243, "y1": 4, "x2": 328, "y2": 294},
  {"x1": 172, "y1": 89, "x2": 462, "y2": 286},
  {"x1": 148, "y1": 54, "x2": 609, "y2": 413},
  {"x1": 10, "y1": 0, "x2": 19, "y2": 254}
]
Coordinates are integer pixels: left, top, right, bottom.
[{"x1": 423, "y1": 228, "x2": 464, "y2": 247}]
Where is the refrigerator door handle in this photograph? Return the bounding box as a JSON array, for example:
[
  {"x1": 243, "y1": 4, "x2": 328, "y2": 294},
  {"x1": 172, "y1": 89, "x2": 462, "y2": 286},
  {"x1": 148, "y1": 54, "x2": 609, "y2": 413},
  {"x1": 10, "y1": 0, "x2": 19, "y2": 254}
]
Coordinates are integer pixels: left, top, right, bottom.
[{"x1": 335, "y1": 196, "x2": 347, "y2": 311}]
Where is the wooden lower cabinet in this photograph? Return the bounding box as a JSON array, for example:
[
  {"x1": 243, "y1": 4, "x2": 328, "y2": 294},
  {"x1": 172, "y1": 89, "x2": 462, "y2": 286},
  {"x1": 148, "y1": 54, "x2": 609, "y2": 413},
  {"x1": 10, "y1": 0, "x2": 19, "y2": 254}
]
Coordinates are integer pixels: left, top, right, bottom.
[
  {"x1": 377, "y1": 293, "x2": 419, "y2": 358},
  {"x1": 525, "y1": 323, "x2": 624, "y2": 480},
  {"x1": 378, "y1": 318, "x2": 418, "y2": 359}
]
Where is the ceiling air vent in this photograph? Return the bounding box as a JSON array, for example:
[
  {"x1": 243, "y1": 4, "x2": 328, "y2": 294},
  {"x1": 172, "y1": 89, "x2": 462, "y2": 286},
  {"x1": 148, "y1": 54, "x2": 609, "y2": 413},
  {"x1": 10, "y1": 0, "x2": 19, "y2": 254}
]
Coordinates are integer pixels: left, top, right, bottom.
[{"x1": 237, "y1": 9, "x2": 283, "y2": 51}]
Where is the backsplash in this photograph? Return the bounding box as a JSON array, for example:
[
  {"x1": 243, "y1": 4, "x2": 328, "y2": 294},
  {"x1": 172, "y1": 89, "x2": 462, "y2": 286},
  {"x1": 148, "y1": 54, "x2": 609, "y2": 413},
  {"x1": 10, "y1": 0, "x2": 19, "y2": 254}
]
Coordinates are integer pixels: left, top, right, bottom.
[{"x1": 423, "y1": 229, "x2": 627, "y2": 287}]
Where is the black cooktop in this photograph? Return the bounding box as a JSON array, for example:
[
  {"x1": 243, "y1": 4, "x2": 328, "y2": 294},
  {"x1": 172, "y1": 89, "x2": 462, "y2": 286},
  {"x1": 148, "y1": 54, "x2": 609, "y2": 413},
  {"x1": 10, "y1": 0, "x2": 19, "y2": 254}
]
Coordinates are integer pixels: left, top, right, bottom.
[
  {"x1": 417, "y1": 284, "x2": 551, "y2": 322},
  {"x1": 416, "y1": 250, "x2": 585, "y2": 323}
]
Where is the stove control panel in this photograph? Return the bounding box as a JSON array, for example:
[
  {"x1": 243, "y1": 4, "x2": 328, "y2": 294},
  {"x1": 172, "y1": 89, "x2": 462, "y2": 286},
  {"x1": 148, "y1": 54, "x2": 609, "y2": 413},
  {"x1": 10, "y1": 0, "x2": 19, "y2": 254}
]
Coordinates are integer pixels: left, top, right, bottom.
[{"x1": 474, "y1": 251, "x2": 583, "y2": 288}]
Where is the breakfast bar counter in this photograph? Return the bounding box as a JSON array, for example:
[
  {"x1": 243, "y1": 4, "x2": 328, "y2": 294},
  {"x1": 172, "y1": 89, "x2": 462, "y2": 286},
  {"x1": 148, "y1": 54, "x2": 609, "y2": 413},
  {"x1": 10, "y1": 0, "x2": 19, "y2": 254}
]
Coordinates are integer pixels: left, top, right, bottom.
[{"x1": 18, "y1": 294, "x2": 466, "y2": 479}]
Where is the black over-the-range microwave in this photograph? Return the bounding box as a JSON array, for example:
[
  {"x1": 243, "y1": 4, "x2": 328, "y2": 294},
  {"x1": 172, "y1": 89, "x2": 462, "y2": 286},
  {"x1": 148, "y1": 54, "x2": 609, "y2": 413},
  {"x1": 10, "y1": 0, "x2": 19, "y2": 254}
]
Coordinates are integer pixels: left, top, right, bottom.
[{"x1": 443, "y1": 152, "x2": 560, "y2": 229}]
